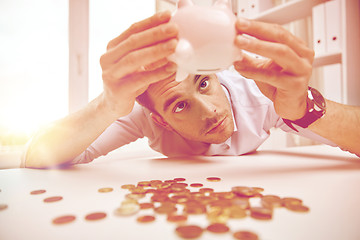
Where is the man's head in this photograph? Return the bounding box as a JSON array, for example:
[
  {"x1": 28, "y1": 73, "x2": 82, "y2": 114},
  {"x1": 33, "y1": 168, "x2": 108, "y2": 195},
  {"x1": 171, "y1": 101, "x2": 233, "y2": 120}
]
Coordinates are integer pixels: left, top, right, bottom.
[{"x1": 137, "y1": 74, "x2": 234, "y2": 144}]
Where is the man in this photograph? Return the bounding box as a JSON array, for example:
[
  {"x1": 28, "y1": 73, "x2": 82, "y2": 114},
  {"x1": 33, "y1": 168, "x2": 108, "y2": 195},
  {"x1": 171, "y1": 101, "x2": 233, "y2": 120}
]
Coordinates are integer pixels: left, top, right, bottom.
[{"x1": 24, "y1": 11, "x2": 360, "y2": 168}]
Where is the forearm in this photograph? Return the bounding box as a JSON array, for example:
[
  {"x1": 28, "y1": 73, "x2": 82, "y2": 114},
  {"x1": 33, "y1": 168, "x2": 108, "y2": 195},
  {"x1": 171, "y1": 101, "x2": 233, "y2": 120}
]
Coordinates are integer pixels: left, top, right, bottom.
[
  {"x1": 309, "y1": 99, "x2": 360, "y2": 157},
  {"x1": 25, "y1": 93, "x2": 120, "y2": 168}
]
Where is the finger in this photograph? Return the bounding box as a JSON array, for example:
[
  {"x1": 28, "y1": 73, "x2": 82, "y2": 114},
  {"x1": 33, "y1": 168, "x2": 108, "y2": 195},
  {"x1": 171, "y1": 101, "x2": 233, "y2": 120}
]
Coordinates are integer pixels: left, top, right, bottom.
[
  {"x1": 234, "y1": 52, "x2": 308, "y2": 90},
  {"x1": 235, "y1": 34, "x2": 312, "y2": 75},
  {"x1": 124, "y1": 62, "x2": 177, "y2": 94},
  {"x1": 103, "y1": 39, "x2": 177, "y2": 82},
  {"x1": 101, "y1": 22, "x2": 178, "y2": 66},
  {"x1": 236, "y1": 18, "x2": 314, "y2": 62},
  {"x1": 143, "y1": 58, "x2": 169, "y2": 71},
  {"x1": 107, "y1": 11, "x2": 172, "y2": 50}
]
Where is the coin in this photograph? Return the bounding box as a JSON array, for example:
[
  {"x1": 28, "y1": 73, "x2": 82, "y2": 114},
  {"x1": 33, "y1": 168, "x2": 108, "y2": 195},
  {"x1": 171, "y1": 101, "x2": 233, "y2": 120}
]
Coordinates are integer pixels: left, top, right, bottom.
[
  {"x1": 0, "y1": 204, "x2": 8, "y2": 211},
  {"x1": 85, "y1": 212, "x2": 107, "y2": 221},
  {"x1": 190, "y1": 183, "x2": 203, "y2": 188},
  {"x1": 250, "y1": 207, "x2": 273, "y2": 220},
  {"x1": 30, "y1": 189, "x2": 46, "y2": 195},
  {"x1": 121, "y1": 184, "x2": 135, "y2": 190},
  {"x1": 233, "y1": 230, "x2": 259, "y2": 240},
  {"x1": 114, "y1": 202, "x2": 140, "y2": 216},
  {"x1": 139, "y1": 202, "x2": 154, "y2": 209},
  {"x1": 206, "y1": 223, "x2": 230, "y2": 233},
  {"x1": 52, "y1": 215, "x2": 76, "y2": 225},
  {"x1": 44, "y1": 196, "x2": 63, "y2": 203},
  {"x1": 206, "y1": 177, "x2": 221, "y2": 182},
  {"x1": 175, "y1": 225, "x2": 203, "y2": 239},
  {"x1": 155, "y1": 203, "x2": 177, "y2": 214},
  {"x1": 262, "y1": 195, "x2": 282, "y2": 208},
  {"x1": 137, "y1": 181, "x2": 151, "y2": 187},
  {"x1": 98, "y1": 187, "x2": 113, "y2": 193},
  {"x1": 174, "y1": 178, "x2": 186, "y2": 182},
  {"x1": 167, "y1": 214, "x2": 188, "y2": 223},
  {"x1": 285, "y1": 204, "x2": 310, "y2": 213},
  {"x1": 137, "y1": 215, "x2": 156, "y2": 223},
  {"x1": 199, "y1": 188, "x2": 214, "y2": 194}
]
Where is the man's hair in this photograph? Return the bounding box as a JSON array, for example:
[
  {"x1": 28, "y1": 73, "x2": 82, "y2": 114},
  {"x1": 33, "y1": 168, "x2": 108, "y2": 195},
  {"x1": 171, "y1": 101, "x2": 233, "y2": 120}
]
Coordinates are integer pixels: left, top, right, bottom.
[{"x1": 136, "y1": 90, "x2": 158, "y2": 114}]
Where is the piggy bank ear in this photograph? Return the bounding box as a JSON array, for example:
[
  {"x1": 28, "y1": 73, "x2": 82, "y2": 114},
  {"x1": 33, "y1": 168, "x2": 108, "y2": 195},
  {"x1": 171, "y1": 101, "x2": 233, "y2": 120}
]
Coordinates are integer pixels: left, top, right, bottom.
[
  {"x1": 175, "y1": 69, "x2": 189, "y2": 82},
  {"x1": 178, "y1": 0, "x2": 194, "y2": 8},
  {"x1": 213, "y1": 0, "x2": 231, "y2": 9}
]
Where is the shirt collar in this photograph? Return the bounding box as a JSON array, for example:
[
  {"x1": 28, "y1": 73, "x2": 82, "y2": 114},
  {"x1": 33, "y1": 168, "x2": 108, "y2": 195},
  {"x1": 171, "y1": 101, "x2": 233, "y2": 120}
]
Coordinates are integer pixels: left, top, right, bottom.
[{"x1": 221, "y1": 84, "x2": 237, "y2": 132}]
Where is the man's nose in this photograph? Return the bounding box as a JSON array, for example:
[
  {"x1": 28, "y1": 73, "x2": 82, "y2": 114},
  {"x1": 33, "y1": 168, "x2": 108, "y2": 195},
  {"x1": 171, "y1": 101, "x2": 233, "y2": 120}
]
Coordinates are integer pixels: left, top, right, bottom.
[{"x1": 197, "y1": 98, "x2": 218, "y2": 121}]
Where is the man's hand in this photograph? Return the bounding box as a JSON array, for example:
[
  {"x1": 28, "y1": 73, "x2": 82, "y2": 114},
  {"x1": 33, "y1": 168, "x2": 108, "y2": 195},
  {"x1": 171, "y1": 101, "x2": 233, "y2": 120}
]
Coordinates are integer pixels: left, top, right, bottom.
[
  {"x1": 234, "y1": 18, "x2": 315, "y2": 121},
  {"x1": 100, "y1": 11, "x2": 178, "y2": 118}
]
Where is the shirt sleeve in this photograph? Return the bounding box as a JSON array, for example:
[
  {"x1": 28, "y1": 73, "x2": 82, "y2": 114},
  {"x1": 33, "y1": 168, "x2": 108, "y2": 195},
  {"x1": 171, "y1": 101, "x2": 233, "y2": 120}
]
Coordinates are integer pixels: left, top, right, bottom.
[{"x1": 71, "y1": 103, "x2": 148, "y2": 164}]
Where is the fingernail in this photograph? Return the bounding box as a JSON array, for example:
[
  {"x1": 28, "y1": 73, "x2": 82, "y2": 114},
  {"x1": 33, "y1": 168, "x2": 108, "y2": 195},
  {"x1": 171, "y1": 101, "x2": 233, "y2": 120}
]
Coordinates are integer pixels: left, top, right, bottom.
[
  {"x1": 164, "y1": 23, "x2": 178, "y2": 35},
  {"x1": 236, "y1": 35, "x2": 250, "y2": 46},
  {"x1": 237, "y1": 17, "x2": 250, "y2": 29},
  {"x1": 158, "y1": 10, "x2": 171, "y2": 21},
  {"x1": 166, "y1": 62, "x2": 177, "y2": 72},
  {"x1": 165, "y1": 39, "x2": 177, "y2": 50}
]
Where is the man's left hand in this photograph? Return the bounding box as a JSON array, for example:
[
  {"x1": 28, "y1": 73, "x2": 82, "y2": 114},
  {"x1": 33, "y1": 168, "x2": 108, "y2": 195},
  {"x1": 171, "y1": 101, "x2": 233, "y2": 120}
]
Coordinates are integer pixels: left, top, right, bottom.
[{"x1": 234, "y1": 18, "x2": 315, "y2": 121}]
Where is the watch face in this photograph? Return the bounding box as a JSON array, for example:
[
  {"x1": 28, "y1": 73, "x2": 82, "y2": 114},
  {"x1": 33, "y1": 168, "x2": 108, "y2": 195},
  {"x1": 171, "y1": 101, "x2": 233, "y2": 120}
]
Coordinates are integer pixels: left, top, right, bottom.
[{"x1": 310, "y1": 88, "x2": 326, "y2": 110}]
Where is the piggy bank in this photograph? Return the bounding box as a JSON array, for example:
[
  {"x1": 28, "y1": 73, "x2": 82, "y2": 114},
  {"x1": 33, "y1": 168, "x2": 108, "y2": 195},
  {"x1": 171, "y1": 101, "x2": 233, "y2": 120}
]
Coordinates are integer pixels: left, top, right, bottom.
[{"x1": 168, "y1": 0, "x2": 241, "y2": 81}]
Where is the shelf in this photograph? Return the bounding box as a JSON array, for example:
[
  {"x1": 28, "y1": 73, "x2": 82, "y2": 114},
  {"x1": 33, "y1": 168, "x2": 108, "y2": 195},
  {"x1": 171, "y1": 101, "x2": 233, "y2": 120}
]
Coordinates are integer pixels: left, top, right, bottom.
[
  {"x1": 313, "y1": 51, "x2": 342, "y2": 68},
  {"x1": 252, "y1": 0, "x2": 327, "y2": 24}
]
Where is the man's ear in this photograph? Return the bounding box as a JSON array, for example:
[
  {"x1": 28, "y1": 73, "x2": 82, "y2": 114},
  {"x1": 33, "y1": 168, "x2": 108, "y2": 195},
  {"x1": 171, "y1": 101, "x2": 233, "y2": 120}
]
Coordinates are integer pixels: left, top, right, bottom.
[{"x1": 150, "y1": 112, "x2": 174, "y2": 132}]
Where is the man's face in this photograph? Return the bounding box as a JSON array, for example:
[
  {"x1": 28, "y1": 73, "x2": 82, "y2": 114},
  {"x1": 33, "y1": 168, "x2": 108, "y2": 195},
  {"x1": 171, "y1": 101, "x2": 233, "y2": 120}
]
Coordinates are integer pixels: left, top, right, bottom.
[{"x1": 147, "y1": 74, "x2": 234, "y2": 144}]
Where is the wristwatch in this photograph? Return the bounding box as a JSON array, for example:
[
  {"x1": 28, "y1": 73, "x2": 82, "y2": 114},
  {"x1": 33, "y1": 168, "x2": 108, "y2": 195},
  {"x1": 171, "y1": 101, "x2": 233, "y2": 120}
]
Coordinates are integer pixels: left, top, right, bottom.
[{"x1": 283, "y1": 87, "x2": 326, "y2": 132}]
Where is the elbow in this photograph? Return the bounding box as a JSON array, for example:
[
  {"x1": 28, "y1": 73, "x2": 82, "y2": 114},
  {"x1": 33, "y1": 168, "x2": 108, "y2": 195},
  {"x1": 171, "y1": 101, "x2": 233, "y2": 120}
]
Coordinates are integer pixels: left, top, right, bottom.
[{"x1": 25, "y1": 143, "x2": 73, "y2": 169}]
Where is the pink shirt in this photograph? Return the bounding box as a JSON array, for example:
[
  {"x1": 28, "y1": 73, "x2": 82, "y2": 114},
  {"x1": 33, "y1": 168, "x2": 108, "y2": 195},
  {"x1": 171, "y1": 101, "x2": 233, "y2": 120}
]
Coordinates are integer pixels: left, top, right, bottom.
[{"x1": 72, "y1": 70, "x2": 336, "y2": 164}]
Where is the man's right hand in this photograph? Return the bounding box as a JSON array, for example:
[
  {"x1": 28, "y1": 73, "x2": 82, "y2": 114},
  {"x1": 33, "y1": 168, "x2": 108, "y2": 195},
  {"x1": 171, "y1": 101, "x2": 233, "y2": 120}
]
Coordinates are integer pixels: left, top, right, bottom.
[{"x1": 100, "y1": 11, "x2": 178, "y2": 117}]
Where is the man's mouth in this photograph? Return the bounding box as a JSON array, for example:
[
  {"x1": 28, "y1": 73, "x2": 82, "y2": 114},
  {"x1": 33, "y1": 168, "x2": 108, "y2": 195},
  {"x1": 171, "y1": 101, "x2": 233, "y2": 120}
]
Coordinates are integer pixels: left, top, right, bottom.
[{"x1": 206, "y1": 117, "x2": 227, "y2": 135}]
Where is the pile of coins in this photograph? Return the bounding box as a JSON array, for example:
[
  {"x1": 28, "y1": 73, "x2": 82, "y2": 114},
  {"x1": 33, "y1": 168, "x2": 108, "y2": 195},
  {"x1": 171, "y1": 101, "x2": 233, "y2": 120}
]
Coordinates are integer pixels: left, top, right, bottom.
[{"x1": 114, "y1": 177, "x2": 310, "y2": 239}]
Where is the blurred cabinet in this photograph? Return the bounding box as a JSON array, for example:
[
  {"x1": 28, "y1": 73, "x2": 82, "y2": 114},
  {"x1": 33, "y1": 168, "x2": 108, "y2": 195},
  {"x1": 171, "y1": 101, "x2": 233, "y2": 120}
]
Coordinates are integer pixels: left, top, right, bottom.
[{"x1": 241, "y1": 0, "x2": 360, "y2": 106}]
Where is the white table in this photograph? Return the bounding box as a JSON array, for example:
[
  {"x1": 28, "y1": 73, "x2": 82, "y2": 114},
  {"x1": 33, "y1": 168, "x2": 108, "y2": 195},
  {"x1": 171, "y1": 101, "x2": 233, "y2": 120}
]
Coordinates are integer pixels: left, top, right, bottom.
[{"x1": 0, "y1": 145, "x2": 359, "y2": 240}]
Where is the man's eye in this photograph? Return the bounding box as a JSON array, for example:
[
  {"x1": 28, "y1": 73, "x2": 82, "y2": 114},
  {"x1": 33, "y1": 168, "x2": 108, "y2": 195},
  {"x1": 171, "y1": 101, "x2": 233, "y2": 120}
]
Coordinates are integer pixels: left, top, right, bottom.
[
  {"x1": 174, "y1": 102, "x2": 186, "y2": 113},
  {"x1": 200, "y1": 79, "x2": 209, "y2": 89}
]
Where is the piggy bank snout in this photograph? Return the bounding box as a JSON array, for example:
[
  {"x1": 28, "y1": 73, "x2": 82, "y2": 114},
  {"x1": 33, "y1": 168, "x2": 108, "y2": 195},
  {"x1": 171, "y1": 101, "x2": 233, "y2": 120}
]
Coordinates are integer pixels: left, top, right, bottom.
[{"x1": 168, "y1": 4, "x2": 240, "y2": 81}]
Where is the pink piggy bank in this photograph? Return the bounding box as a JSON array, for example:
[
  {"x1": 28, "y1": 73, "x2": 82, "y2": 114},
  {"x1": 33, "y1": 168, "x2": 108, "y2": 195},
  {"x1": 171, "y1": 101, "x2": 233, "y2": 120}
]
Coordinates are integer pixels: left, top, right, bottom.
[{"x1": 168, "y1": 0, "x2": 241, "y2": 81}]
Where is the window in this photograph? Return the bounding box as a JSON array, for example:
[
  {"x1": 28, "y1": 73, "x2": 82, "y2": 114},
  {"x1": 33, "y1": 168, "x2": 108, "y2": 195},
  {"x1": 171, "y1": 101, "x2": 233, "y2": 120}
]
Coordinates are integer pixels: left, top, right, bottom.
[
  {"x1": 89, "y1": 0, "x2": 155, "y2": 100},
  {"x1": 0, "y1": 0, "x2": 68, "y2": 144}
]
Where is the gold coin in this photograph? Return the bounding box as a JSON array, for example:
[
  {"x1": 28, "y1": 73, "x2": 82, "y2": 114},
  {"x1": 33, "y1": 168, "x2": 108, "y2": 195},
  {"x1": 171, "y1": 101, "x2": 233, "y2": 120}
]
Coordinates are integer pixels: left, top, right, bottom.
[
  {"x1": 232, "y1": 186, "x2": 257, "y2": 197},
  {"x1": 285, "y1": 204, "x2": 310, "y2": 213},
  {"x1": 207, "y1": 206, "x2": 230, "y2": 223},
  {"x1": 121, "y1": 184, "x2": 135, "y2": 190},
  {"x1": 137, "y1": 215, "x2": 156, "y2": 223},
  {"x1": 98, "y1": 187, "x2": 113, "y2": 193},
  {"x1": 228, "y1": 205, "x2": 247, "y2": 219},
  {"x1": 206, "y1": 177, "x2": 221, "y2": 182},
  {"x1": 206, "y1": 223, "x2": 230, "y2": 233},
  {"x1": 53, "y1": 215, "x2": 76, "y2": 225},
  {"x1": 114, "y1": 202, "x2": 140, "y2": 216},
  {"x1": 175, "y1": 225, "x2": 203, "y2": 239},
  {"x1": 125, "y1": 193, "x2": 146, "y2": 200},
  {"x1": 137, "y1": 181, "x2": 151, "y2": 187},
  {"x1": 250, "y1": 207, "x2": 273, "y2": 220},
  {"x1": 262, "y1": 195, "x2": 282, "y2": 208},
  {"x1": 167, "y1": 214, "x2": 188, "y2": 223},
  {"x1": 155, "y1": 203, "x2": 177, "y2": 214},
  {"x1": 233, "y1": 230, "x2": 259, "y2": 240}
]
